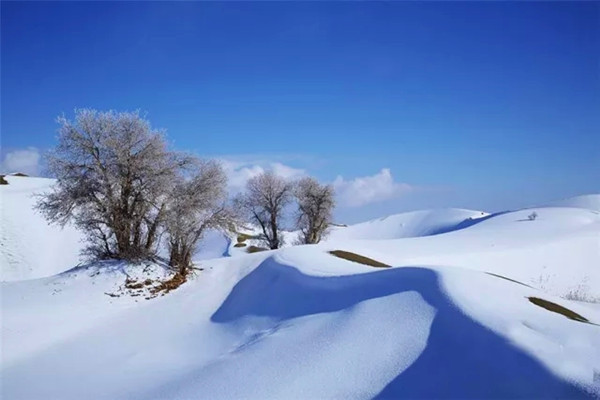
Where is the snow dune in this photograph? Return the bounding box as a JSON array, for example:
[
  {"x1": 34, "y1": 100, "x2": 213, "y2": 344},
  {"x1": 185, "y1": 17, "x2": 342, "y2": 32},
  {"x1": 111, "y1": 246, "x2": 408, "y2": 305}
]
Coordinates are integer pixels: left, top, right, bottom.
[
  {"x1": 3, "y1": 250, "x2": 598, "y2": 399},
  {"x1": 2, "y1": 176, "x2": 600, "y2": 398},
  {"x1": 0, "y1": 176, "x2": 84, "y2": 281},
  {"x1": 543, "y1": 194, "x2": 600, "y2": 212},
  {"x1": 326, "y1": 206, "x2": 600, "y2": 301},
  {"x1": 326, "y1": 208, "x2": 488, "y2": 240}
]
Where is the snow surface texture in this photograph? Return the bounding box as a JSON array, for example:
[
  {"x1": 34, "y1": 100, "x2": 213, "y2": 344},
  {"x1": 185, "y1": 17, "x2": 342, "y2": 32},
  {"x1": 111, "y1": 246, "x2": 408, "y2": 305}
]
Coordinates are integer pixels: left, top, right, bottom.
[
  {"x1": 2, "y1": 178, "x2": 600, "y2": 399},
  {"x1": 544, "y1": 194, "x2": 600, "y2": 212},
  {"x1": 325, "y1": 208, "x2": 489, "y2": 240},
  {"x1": 0, "y1": 176, "x2": 84, "y2": 281}
]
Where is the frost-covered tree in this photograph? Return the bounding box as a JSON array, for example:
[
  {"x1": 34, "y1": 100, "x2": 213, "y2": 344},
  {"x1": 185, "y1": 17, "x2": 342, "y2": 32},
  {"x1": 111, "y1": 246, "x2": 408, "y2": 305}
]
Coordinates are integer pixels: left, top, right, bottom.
[
  {"x1": 164, "y1": 160, "x2": 232, "y2": 274},
  {"x1": 294, "y1": 177, "x2": 335, "y2": 244},
  {"x1": 235, "y1": 171, "x2": 292, "y2": 249},
  {"x1": 37, "y1": 109, "x2": 188, "y2": 261}
]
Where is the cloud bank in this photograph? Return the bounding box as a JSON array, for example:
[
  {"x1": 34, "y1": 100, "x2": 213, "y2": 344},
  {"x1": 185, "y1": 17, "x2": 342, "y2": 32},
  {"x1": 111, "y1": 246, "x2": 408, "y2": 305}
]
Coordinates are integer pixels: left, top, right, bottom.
[
  {"x1": 1, "y1": 147, "x2": 41, "y2": 176},
  {"x1": 333, "y1": 168, "x2": 413, "y2": 207},
  {"x1": 218, "y1": 155, "x2": 412, "y2": 209},
  {"x1": 1, "y1": 149, "x2": 413, "y2": 211},
  {"x1": 220, "y1": 159, "x2": 306, "y2": 192}
]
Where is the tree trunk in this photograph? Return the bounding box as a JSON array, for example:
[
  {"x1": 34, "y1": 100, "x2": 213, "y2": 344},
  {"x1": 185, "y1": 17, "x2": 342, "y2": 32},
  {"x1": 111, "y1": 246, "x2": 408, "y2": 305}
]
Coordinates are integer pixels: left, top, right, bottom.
[{"x1": 145, "y1": 204, "x2": 164, "y2": 251}]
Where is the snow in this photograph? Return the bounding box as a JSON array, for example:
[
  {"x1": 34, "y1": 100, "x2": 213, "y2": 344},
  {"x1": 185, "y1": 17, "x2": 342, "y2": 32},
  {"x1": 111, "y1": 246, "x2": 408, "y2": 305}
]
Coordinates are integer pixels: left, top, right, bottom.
[
  {"x1": 0, "y1": 176, "x2": 84, "y2": 281},
  {"x1": 2, "y1": 179, "x2": 600, "y2": 398},
  {"x1": 326, "y1": 208, "x2": 488, "y2": 240},
  {"x1": 543, "y1": 194, "x2": 600, "y2": 212}
]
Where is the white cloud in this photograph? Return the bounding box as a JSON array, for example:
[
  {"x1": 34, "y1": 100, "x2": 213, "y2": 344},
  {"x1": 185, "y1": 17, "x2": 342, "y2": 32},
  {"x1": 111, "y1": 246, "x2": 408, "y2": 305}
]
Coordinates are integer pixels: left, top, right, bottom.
[
  {"x1": 333, "y1": 168, "x2": 412, "y2": 207},
  {"x1": 1, "y1": 147, "x2": 41, "y2": 176},
  {"x1": 219, "y1": 159, "x2": 306, "y2": 193},
  {"x1": 270, "y1": 162, "x2": 306, "y2": 180}
]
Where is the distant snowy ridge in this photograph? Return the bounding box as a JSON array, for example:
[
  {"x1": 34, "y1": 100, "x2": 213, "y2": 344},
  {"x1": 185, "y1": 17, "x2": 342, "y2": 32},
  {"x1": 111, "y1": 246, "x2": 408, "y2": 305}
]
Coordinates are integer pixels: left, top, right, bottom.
[
  {"x1": 326, "y1": 208, "x2": 488, "y2": 241},
  {"x1": 542, "y1": 194, "x2": 600, "y2": 212}
]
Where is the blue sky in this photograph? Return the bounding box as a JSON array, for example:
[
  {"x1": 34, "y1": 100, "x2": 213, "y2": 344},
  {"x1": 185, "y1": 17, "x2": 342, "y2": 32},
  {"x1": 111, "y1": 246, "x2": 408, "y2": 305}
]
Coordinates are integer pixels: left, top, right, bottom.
[{"x1": 1, "y1": 1, "x2": 599, "y2": 222}]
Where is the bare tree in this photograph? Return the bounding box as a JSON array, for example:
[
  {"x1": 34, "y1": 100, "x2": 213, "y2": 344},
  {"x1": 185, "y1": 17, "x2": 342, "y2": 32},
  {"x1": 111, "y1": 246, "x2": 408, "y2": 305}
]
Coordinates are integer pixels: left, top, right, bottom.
[
  {"x1": 164, "y1": 160, "x2": 232, "y2": 275},
  {"x1": 294, "y1": 177, "x2": 335, "y2": 244},
  {"x1": 37, "y1": 109, "x2": 187, "y2": 261},
  {"x1": 235, "y1": 172, "x2": 292, "y2": 249}
]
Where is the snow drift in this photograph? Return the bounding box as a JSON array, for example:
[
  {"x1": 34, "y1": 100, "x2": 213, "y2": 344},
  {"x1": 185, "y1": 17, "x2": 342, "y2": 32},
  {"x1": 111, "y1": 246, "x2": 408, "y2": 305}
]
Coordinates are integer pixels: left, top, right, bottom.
[
  {"x1": 543, "y1": 194, "x2": 600, "y2": 212},
  {"x1": 325, "y1": 208, "x2": 488, "y2": 241},
  {"x1": 0, "y1": 176, "x2": 84, "y2": 281}
]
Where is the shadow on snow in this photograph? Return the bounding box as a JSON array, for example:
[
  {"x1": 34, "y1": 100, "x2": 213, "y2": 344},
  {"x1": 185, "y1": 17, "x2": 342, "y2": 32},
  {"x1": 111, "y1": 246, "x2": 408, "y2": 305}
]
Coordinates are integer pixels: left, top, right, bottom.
[
  {"x1": 212, "y1": 257, "x2": 589, "y2": 399},
  {"x1": 427, "y1": 211, "x2": 512, "y2": 236}
]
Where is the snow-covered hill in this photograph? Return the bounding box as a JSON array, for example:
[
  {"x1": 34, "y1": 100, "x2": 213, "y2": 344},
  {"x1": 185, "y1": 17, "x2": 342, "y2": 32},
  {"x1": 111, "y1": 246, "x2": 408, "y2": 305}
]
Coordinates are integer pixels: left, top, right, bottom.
[
  {"x1": 0, "y1": 176, "x2": 84, "y2": 281},
  {"x1": 2, "y1": 178, "x2": 600, "y2": 398},
  {"x1": 0, "y1": 176, "x2": 231, "y2": 281},
  {"x1": 543, "y1": 194, "x2": 600, "y2": 212},
  {"x1": 326, "y1": 208, "x2": 488, "y2": 240},
  {"x1": 323, "y1": 206, "x2": 600, "y2": 302}
]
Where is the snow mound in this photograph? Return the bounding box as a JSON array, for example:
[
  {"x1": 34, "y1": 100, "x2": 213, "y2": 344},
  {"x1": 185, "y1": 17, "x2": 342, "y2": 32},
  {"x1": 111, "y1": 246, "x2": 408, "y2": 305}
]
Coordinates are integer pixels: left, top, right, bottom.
[
  {"x1": 326, "y1": 208, "x2": 488, "y2": 241},
  {"x1": 327, "y1": 206, "x2": 600, "y2": 301},
  {"x1": 2, "y1": 251, "x2": 598, "y2": 399},
  {"x1": 542, "y1": 194, "x2": 600, "y2": 212},
  {"x1": 0, "y1": 176, "x2": 85, "y2": 282}
]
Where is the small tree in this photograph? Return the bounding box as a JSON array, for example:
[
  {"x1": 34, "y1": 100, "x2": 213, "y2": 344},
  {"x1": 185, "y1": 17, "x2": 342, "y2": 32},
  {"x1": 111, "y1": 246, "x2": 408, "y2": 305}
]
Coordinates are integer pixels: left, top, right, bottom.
[
  {"x1": 294, "y1": 177, "x2": 335, "y2": 244},
  {"x1": 164, "y1": 160, "x2": 232, "y2": 275},
  {"x1": 37, "y1": 109, "x2": 186, "y2": 261},
  {"x1": 235, "y1": 171, "x2": 292, "y2": 249}
]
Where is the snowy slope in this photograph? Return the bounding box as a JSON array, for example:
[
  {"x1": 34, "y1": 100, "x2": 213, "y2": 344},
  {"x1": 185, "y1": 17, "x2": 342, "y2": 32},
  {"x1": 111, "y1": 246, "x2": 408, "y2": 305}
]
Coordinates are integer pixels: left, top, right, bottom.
[
  {"x1": 543, "y1": 194, "x2": 600, "y2": 212},
  {"x1": 326, "y1": 208, "x2": 488, "y2": 241},
  {"x1": 0, "y1": 176, "x2": 84, "y2": 281},
  {"x1": 324, "y1": 207, "x2": 600, "y2": 301},
  {"x1": 2, "y1": 187, "x2": 600, "y2": 398},
  {"x1": 2, "y1": 247, "x2": 599, "y2": 399},
  {"x1": 0, "y1": 177, "x2": 231, "y2": 281}
]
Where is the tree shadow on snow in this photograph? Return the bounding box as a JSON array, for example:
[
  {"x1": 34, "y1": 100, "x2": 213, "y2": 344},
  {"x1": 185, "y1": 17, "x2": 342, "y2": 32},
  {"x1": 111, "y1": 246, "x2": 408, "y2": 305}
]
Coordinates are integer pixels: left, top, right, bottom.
[{"x1": 212, "y1": 258, "x2": 590, "y2": 399}]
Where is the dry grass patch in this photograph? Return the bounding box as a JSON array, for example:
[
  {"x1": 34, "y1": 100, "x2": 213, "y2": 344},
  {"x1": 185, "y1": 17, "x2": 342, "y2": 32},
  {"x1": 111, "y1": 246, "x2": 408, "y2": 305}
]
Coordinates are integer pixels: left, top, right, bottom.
[
  {"x1": 247, "y1": 245, "x2": 268, "y2": 253},
  {"x1": 237, "y1": 233, "x2": 256, "y2": 243},
  {"x1": 528, "y1": 297, "x2": 590, "y2": 324},
  {"x1": 329, "y1": 250, "x2": 390, "y2": 268},
  {"x1": 150, "y1": 272, "x2": 187, "y2": 295},
  {"x1": 234, "y1": 242, "x2": 247, "y2": 248},
  {"x1": 486, "y1": 272, "x2": 533, "y2": 288},
  {"x1": 124, "y1": 278, "x2": 145, "y2": 290},
  {"x1": 107, "y1": 273, "x2": 188, "y2": 300}
]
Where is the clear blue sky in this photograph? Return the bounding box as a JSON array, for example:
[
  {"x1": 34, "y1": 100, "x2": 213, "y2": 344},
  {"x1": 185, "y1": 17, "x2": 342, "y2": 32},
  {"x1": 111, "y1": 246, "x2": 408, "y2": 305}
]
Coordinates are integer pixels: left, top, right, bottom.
[{"x1": 1, "y1": 1, "x2": 598, "y2": 221}]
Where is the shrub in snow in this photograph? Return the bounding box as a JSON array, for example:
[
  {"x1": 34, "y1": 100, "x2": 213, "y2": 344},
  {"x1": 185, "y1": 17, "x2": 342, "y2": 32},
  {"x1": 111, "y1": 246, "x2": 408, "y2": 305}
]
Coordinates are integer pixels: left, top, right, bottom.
[
  {"x1": 234, "y1": 171, "x2": 292, "y2": 250},
  {"x1": 294, "y1": 177, "x2": 335, "y2": 244},
  {"x1": 36, "y1": 109, "x2": 233, "y2": 270},
  {"x1": 164, "y1": 159, "x2": 233, "y2": 274},
  {"x1": 528, "y1": 211, "x2": 538, "y2": 221}
]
